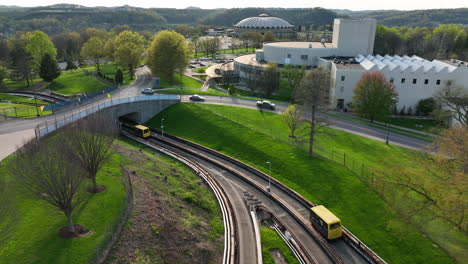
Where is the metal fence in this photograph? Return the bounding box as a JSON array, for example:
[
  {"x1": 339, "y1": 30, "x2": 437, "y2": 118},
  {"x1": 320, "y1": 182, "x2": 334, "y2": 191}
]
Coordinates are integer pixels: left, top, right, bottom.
[
  {"x1": 0, "y1": 105, "x2": 43, "y2": 119},
  {"x1": 35, "y1": 94, "x2": 180, "y2": 139}
]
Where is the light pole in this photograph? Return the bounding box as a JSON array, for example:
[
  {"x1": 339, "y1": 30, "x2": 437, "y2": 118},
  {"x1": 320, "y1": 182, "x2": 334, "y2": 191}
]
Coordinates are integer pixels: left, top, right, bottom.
[
  {"x1": 385, "y1": 121, "x2": 390, "y2": 145},
  {"x1": 266, "y1": 161, "x2": 271, "y2": 192},
  {"x1": 161, "y1": 118, "x2": 165, "y2": 137}
]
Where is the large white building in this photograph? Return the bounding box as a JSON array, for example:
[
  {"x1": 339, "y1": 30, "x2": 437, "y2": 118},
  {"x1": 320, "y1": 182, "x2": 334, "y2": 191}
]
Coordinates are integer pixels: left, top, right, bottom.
[{"x1": 224, "y1": 18, "x2": 468, "y2": 112}]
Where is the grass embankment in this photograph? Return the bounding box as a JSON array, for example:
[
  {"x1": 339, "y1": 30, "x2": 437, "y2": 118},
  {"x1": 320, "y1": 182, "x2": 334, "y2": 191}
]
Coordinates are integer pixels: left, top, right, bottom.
[
  {"x1": 157, "y1": 73, "x2": 203, "y2": 89},
  {"x1": 385, "y1": 117, "x2": 439, "y2": 132},
  {"x1": 47, "y1": 68, "x2": 109, "y2": 97},
  {"x1": 0, "y1": 152, "x2": 127, "y2": 264},
  {"x1": 0, "y1": 93, "x2": 49, "y2": 105},
  {"x1": 146, "y1": 103, "x2": 457, "y2": 264},
  {"x1": 91, "y1": 63, "x2": 131, "y2": 86},
  {"x1": 261, "y1": 227, "x2": 299, "y2": 264},
  {"x1": 0, "y1": 102, "x2": 52, "y2": 118}
]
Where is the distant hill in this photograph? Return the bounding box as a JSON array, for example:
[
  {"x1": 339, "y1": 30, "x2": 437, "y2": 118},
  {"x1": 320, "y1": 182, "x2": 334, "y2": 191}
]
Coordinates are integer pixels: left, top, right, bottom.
[
  {"x1": 335, "y1": 8, "x2": 468, "y2": 27},
  {"x1": 0, "y1": 5, "x2": 467, "y2": 36}
]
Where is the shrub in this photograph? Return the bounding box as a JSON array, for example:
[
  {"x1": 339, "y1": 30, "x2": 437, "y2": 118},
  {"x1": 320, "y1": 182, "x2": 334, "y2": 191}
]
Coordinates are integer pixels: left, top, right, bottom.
[{"x1": 416, "y1": 98, "x2": 436, "y2": 116}]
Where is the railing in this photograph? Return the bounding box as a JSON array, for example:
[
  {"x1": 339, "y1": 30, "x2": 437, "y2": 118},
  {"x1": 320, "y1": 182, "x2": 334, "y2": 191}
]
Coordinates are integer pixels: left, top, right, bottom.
[{"x1": 35, "y1": 94, "x2": 180, "y2": 138}]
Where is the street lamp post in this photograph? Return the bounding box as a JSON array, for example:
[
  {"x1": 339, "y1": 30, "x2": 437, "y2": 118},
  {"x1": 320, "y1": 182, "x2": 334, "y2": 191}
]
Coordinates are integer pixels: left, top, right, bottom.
[
  {"x1": 266, "y1": 161, "x2": 271, "y2": 192},
  {"x1": 34, "y1": 96, "x2": 40, "y2": 117},
  {"x1": 385, "y1": 121, "x2": 390, "y2": 145},
  {"x1": 161, "y1": 118, "x2": 165, "y2": 137}
]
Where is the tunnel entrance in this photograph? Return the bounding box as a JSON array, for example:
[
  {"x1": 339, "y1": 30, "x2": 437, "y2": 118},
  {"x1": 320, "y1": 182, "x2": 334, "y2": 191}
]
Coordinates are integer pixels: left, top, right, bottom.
[{"x1": 119, "y1": 112, "x2": 142, "y2": 124}]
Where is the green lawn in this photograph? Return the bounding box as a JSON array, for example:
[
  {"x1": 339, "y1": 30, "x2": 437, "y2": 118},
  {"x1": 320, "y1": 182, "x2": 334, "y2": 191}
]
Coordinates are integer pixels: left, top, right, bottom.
[
  {"x1": 156, "y1": 73, "x2": 203, "y2": 89},
  {"x1": 0, "y1": 102, "x2": 52, "y2": 118},
  {"x1": 0, "y1": 92, "x2": 49, "y2": 105},
  {"x1": 0, "y1": 152, "x2": 127, "y2": 264},
  {"x1": 46, "y1": 69, "x2": 110, "y2": 96},
  {"x1": 386, "y1": 117, "x2": 439, "y2": 132},
  {"x1": 87, "y1": 63, "x2": 131, "y2": 86},
  {"x1": 261, "y1": 227, "x2": 300, "y2": 264},
  {"x1": 146, "y1": 103, "x2": 458, "y2": 264}
]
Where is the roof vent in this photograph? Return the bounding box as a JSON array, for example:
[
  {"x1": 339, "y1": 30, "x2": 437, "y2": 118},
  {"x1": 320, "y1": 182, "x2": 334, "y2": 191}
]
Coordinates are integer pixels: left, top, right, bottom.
[{"x1": 259, "y1": 14, "x2": 269, "y2": 17}]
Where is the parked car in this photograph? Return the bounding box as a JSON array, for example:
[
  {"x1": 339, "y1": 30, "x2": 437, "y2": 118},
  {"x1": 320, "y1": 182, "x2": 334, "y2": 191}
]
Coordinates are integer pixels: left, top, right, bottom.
[
  {"x1": 189, "y1": 94, "x2": 205, "y2": 102},
  {"x1": 256, "y1": 100, "x2": 276, "y2": 110},
  {"x1": 141, "y1": 88, "x2": 154, "y2": 95}
]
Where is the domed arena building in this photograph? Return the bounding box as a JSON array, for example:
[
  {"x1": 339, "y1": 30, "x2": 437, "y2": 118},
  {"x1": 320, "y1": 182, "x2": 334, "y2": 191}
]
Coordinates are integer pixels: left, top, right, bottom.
[{"x1": 234, "y1": 14, "x2": 294, "y2": 38}]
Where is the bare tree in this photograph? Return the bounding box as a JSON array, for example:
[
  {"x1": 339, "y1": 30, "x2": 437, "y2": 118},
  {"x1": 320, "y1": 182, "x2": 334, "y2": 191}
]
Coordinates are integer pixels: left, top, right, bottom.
[
  {"x1": 282, "y1": 104, "x2": 304, "y2": 139},
  {"x1": 0, "y1": 171, "x2": 17, "y2": 246},
  {"x1": 12, "y1": 138, "x2": 86, "y2": 235},
  {"x1": 65, "y1": 113, "x2": 117, "y2": 193},
  {"x1": 434, "y1": 82, "x2": 468, "y2": 125},
  {"x1": 295, "y1": 67, "x2": 331, "y2": 157},
  {"x1": 260, "y1": 63, "x2": 280, "y2": 97}
]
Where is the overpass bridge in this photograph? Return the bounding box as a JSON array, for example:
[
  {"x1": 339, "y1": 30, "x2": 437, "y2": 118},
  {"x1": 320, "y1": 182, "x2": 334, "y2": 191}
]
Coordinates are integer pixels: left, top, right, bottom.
[{"x1": 0, "y1": 94, "x2": 179, "y2": 161}]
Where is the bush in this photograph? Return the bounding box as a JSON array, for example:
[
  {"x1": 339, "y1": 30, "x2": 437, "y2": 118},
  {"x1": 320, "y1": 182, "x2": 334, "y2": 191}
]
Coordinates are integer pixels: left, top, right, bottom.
[
  {"x1": 416, "y1": 98, "x2": 436, "y2": 116},
  {"x1": 407, "y1": 106, "x2": 413, "y2": 116}
]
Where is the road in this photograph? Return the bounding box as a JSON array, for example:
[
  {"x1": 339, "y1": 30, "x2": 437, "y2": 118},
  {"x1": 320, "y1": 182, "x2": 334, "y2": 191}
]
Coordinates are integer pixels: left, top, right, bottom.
[
  {"x1": 1, "y1": 66, "x2": 429, "y2": 161},
  {"x1": 179, "y1": 95, "x2": 431, "y2": 151},
  {"x1": 0, "y1": 67, "x2": 154, "y2": 160}
]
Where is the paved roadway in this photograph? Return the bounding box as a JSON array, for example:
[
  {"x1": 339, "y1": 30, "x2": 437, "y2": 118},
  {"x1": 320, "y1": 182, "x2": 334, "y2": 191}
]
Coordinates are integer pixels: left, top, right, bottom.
[
  {"x1": 179, "y1": 95, "x2": 431, "y2": 151},
  {"x1": 1, "y1": 66, "x2": 429, "y2": 161},
  {"x1": 0, "y1": 67, "x2": 154, "y2": 160}
]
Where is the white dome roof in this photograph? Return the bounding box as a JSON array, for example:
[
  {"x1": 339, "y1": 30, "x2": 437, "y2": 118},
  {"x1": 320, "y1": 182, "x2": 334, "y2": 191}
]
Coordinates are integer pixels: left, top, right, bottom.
[{"x1": 235, "y1": 14, "x2": 293, "y2": 29}]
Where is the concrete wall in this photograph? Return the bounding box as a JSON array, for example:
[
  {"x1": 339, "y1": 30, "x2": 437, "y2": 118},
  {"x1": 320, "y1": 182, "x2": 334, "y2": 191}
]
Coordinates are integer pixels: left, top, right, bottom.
[
  {"x1": 333, "y1": 66, "x2": 468, "y2": 111},
  {"x1": 103, "y1": 99, "x2": 179, "y2": 123},
  {"x1": 262, "y1": 44, "x2": 338, "y2": 66},
  {"x1": 332, "y1": 18, "x2": 376, "y2": 56}
]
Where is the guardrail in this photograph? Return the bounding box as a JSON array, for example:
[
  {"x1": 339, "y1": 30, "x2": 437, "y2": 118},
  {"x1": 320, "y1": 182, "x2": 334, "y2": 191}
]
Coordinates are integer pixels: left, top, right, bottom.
[
  {"x1": 34, "y1": 95, "x2": 180, "y2": 139},
  {"x1": 151, "y1": 129, "x2": 387, "y2": 264}
]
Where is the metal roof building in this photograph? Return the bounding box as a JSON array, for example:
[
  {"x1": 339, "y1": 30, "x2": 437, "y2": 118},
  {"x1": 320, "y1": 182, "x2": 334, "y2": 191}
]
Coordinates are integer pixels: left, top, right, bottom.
[{"x1": 234, "y1": 14, "x2": 294, "y2": 37}]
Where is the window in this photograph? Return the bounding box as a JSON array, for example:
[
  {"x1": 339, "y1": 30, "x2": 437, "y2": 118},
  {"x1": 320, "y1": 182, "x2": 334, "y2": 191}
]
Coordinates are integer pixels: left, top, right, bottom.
[
  {"x1": 330, "y1": 223, "x2": 341, "y2": 230},
  {"x1": 436, "y1": 79, "x2": 441, "y2": 85},
  {"x1": 287, "y1": 54, "x2": 291, "y2": 59},
  {"x1": 301, "y1": 55, "x2": 308, "y2": 60},
  {"x1": 413, "y1": 78, "x2": 417, "y2": 84},
  {"x1": 424, "y1": 79, "x2": 429, "y2": 85},
  {"x1": 341, "y1": 76, "x2": 345, "y2": 81},
  {"x1": 401, "y1": 78, "x2": 406, "y2": 83},
  {"x1": 389, "y1": 78, "x2": 394, "y2": 84}
]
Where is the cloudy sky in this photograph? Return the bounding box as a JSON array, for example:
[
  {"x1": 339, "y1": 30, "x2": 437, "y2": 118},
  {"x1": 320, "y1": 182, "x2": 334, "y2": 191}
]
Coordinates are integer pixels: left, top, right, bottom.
[{"x1": 2, "y1": 0, "x2": 467, "y2": 10}]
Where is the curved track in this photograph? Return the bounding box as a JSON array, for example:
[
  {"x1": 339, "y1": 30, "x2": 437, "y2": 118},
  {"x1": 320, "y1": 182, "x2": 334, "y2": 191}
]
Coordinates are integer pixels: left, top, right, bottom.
[{"x1": 123, "y1": 125, "x2": 387, "y2": 264}]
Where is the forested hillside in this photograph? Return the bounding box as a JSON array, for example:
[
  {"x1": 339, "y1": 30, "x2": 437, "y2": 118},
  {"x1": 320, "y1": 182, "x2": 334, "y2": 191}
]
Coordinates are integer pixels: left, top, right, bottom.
[
  {"x1": 339, "y1": 8, "x2": 468, "y2": 27},
  {"x1": 1, "y1": 5, "x2": 468, "y2": 36}
]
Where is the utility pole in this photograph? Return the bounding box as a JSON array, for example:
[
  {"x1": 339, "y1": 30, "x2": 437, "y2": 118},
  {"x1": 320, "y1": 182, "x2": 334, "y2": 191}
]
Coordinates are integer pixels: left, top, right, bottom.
[{"x1": 161, "y1": 118, "x2": 165, "y2": 137}]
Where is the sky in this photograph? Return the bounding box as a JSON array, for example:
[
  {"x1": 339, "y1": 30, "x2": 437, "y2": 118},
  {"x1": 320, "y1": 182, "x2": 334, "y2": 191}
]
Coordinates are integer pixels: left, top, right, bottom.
[{"x1": 1, "y1": 0, "x2": 467, "y2": 11}]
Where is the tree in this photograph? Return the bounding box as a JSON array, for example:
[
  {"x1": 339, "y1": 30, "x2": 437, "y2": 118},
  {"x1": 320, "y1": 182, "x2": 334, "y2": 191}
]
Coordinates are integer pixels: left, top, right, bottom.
[
  {"x1": 0, "y1": 66, "x2": 8, "y2": 84},
  {"x1": 115, "y1": 68, "x2": 124, "y2": 85},
  {"x1": 110, "y1": 25, "x2": 132, "y2": 35},
  {"x1": 12, "y1": 137, "x2": 86, "y2": 235},
  {"x1": 282, "y1": 104, "x2": 304, "y2": 138},
  {"x1": 352, "y1": 72, "x2": 399, "y2": 123},
  {"x1": 113, "y1": 31, "x2": 145, "y2": 79},
  {"x1": 417, "y1": 98, "x2": 437, "y2": 116},
  {"x1": 65, "y1": 57, "x2": 77, "y2": 71},
  {"x1": 39, "y1": 53, "x2": 61, "y2": 82},
  {"x1": 295, "y1": 67, "x2": 331, "y2": 157},
  {"x1": 148, "y1": 31, "x2": 189, "y2": 83},
  {"x1": 199, "y1": 37, "x2": 221, "y2": 57},
  {"x1": 261, "y1": 63, "x2": 280, "y2": 96},
  {"x1": 191, "y1": 35, "x2": 200, "y2": 57},
  {"x1": 64, "y1": 114, "x2": 117, "y2": 193},
  {"x1": 80, "y1": 37, "x2": 105, "y2": 71},
  {"x1": 24, "y1": 31, "x2": 57, "y2": 70},
  {"x1": 9, "y1": 45, "x2": 34, "y2": 87},
  {"x1": 103, "y1": 36, "x2": 116, "y2": 61},
  {"x1": 263, "y1": 31, "x2": 276, "y2": 42},
  {"x1": 282, "y1": 64, "x2": 306, "y2": 102},
  {"x1": 434, "y1": 82, "x2": 468, "y2": 125}
]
